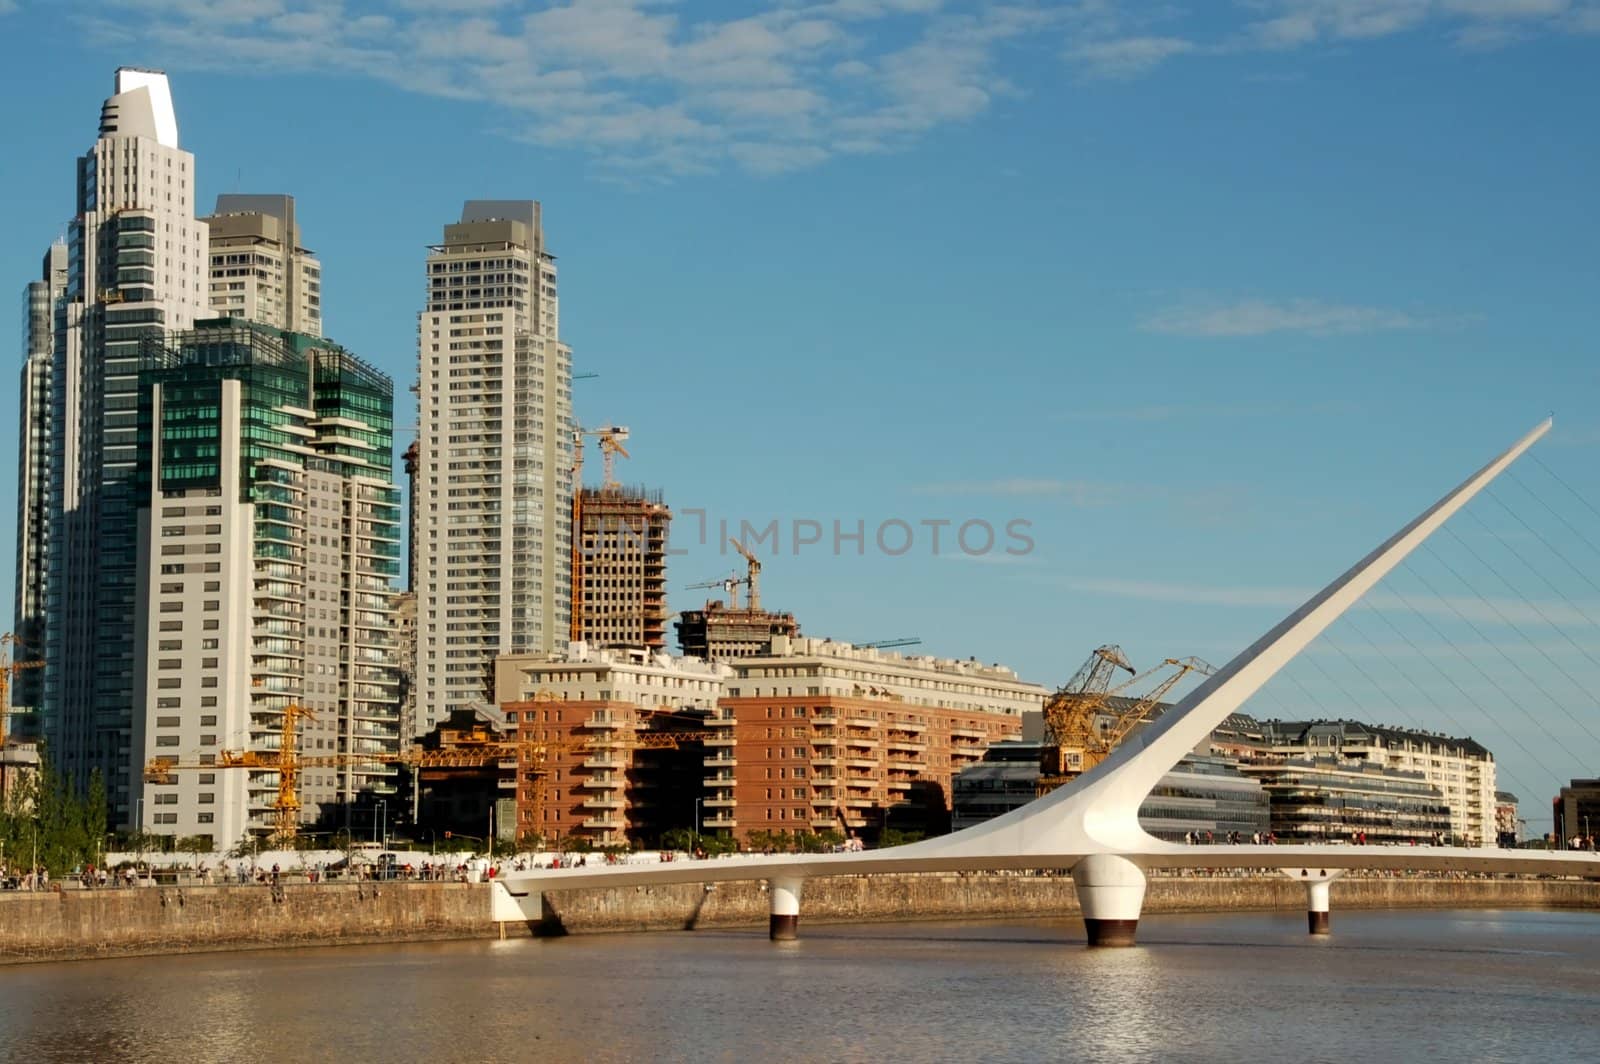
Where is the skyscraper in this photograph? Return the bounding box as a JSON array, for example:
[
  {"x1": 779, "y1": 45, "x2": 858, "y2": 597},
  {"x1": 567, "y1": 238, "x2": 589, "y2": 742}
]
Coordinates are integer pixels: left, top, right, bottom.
[
  {"x1": 202, "y1": 194, "x2": 322, "y2": 336},
  {"x1": 11, "y1": 241, "x2": 68, "y2": 732},
  {"x1": 413, "y1": 201, "x2": 573, "y2": 734},
  {"x1": 38, "y1": 69, "x2": 209, "y2": 819},
  {"x1": 132, "y1": 319, "x2": 402, "y2": 845}
]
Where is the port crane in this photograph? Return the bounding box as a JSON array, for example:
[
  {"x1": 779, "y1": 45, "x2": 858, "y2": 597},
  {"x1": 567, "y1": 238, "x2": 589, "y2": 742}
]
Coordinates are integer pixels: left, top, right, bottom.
[{"x1": 1037, "y1": 648, "x2": 1215, "y2": 794}]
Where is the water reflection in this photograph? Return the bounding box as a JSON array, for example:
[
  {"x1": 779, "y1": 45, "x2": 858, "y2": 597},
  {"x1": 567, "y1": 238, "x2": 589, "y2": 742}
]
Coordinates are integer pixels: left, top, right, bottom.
[{"x1": 2, "y1": 911, "x2": 1598, "y2": 1064}]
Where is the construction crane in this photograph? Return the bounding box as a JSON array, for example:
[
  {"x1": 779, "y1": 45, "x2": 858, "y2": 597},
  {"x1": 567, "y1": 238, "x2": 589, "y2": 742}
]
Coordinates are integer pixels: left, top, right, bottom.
[
  {"x1": 687, "y1": 575, "x2": 745, "y2": 611},
  {"x1": 0, "y1": 633, "x2": 46, "y2": 747},
  {"x1": 569, "y1": 423, "x2": 633, "y2": 641},
  {"x1": 856, "y1": 638, "x2": 921, "y2": 650},
  {"x1": 729, "y1": 539, "x2": 762, "y2": 611},
  {"x1": 1037, "y1": 650, "x2": 1215, "y2": 795},
  {"x1": 146, "y1": 715, "x2": 711, "y2": 845}
]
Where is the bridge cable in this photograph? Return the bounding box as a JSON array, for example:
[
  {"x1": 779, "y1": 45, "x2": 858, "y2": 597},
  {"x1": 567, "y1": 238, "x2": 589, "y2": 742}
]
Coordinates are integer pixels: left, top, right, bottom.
[
  {"x1": 1486, "y1": 485, "x2": 1600, "y2": 600},
  {"x1": 1341, "y1": 610, "x2": 1548, "y2": 807},
  {"x1": 1463, "y1": 508, "x2": 1600, "y2": 645},
  {"x1": 1411, "y1": 547, "x2": 1600, "y2": 746},
  {"x1": 1319, "y1": 629, "x2": 1423, "y2": 729},
  {"x1": 1519, "y1": 462, "x2": 1600, "y2": 562},
  {"x1": 1358, "y1": 591, "x2": 1570, "y2": 784}
]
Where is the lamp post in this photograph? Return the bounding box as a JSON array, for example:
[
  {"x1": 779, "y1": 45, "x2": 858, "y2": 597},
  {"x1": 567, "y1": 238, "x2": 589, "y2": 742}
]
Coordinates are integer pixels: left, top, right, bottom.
[
  {"x1": 30, "y1": 816, "x2": 39, "y2": 889},
  {"x1": 694, "y1": 798, "x2": 702, "y2": 843},
  {"x1": 375, "y1": 799, "x2": 387, "y2": 847}
]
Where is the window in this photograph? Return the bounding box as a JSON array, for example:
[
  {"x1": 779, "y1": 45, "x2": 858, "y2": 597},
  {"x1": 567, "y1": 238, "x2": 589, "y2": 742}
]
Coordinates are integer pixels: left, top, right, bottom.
[
  {"x1": 198, "y1": 773, "x2": 215, "y2": 784},
  {"x1": 197, "y1": 813, "x2": 214, "y2": 825},
  {"x1": 200, "y1": 715, "x2": 216, "y2": 726},
  {"x1": 156, "y1": 716, "x2": 180, "y2": 728}
]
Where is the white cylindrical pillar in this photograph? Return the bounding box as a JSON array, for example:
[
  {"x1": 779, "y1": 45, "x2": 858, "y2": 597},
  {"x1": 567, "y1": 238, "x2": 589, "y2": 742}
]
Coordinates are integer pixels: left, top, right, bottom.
[
  {"x1": 1071, "y1": 854, "x2": 1147, "y2": 947},
  {"x1": 769, "y1": 876, "x2": 803, "y2": 941},
  {"x1": 1305, "y1": 876, "x2": 1333, "y2": 935}
]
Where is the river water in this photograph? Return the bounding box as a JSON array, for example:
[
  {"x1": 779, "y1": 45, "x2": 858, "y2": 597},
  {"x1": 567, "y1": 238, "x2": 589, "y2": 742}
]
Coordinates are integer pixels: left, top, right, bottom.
[{"x1": 3, "y1": 909, "x2": 1597, "y2": 1063}]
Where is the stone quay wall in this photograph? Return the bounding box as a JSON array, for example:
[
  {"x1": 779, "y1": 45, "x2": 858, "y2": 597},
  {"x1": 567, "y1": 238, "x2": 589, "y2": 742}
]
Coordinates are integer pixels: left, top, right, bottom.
[{"x1": 3, "y1": 873, "x2": 1596, "y2": 965}]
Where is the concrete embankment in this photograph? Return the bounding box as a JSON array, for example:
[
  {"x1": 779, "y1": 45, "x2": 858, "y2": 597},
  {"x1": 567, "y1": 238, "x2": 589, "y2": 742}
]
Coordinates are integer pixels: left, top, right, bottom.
[{"x1": 4, "y1": 874, "x2": 1597, "y2": 964}]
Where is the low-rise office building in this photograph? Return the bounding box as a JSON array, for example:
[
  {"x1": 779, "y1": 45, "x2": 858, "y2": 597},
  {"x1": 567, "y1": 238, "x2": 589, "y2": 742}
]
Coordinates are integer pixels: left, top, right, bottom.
[
  {"x1": 496, "y1": 645, "x2": 730, "y2": 847},
  {"x1": 1238, "y1": 756, "x2": 1452, "y2": 844},
  {"x1": 721, "y1": 636, "x2": 1044, "y2": 842}
]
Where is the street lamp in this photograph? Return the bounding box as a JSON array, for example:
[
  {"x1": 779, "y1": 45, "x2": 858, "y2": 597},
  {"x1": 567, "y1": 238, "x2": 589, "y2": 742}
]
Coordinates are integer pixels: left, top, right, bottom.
[
  {"x1": 375, "y1": 799, "x2": 387, "y2": 847},
  {"x1": 694, "y1": 798, "x2": 702, "y2": 843}
]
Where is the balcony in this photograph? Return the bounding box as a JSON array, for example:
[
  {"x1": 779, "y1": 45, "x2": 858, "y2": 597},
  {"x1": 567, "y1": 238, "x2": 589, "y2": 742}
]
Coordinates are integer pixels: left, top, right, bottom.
[
  {"x1": 703, "y1": 734, "x2": 736, "y2": 747},
  {"x1": 703, "y1": 814, "x2": 737, "y2": 828},
  {"x1": 583, "y1": 797, "x2": 625, "y2": 810},
  {"x1": 704, "y1": 797, "x2": 736, "y2": 808},
  {"x1": 582, "y1": 817, "x2": 621, "y2": 830},
  {"x1": 583, "y1": 714, "x2": 628, "y2": 730},
  {"x1": 950, "y1": 727, "x2": 987, "y2": 740},
  {"x1": 845, "y1": 757, "x2": 878, "y2": 770},
  {"x1": 703, "y1": 754, "x2": 736, "y2": 768},
  {"x1": 580, "y1": 775, "x2": 624, "y2": 790},
  {"x1": 583, "y1": 755, "x2": 623, "y2": 770}
]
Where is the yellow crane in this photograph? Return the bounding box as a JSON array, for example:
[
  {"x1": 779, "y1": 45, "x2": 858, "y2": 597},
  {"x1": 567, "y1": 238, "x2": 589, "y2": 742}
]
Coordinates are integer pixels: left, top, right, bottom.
[
  {"x1": 729, "y1": 539, "x2": 762, "y2": 611},
  {"x1": 146, "y1": 709, "x2": 710, "y2": 845},
  {"x1": 0, "y1": 633, "x2": 46, "y2": 747},
  {"x1": 1037, "y1": 649, "x2": 1214, "y2": 794}
]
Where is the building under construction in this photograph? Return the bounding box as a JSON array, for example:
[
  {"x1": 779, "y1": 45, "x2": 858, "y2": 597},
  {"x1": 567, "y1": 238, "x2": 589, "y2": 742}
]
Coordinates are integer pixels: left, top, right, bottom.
[
  {"x1": 676, "y1": 539, "x2": 800, "y2": 660},
  {"x1": 675, "y1": 602, "x2": 801, "y2": 660},
  {"x1": 576, "y1": 485, "x2": 671, "y2": 650}
]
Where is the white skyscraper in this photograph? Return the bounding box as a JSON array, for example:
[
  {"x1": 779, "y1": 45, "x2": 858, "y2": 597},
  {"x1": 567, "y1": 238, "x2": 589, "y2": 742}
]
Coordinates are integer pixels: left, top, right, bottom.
[
  {"x1": 202, "y1": 194, "x2": 323, "y2": 336},
  {"x1": 413, "y1": 201, "x2": 573, "y2": 733},
  {"x1": 36, "y1": 69, "x2": 209, "y2": 821}
]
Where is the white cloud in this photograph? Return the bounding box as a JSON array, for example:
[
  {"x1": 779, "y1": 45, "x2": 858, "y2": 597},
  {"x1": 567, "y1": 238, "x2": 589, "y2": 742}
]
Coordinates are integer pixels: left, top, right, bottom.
[
  {"x1": 1069, "y1": 35, "x2": 1195, "y2": 78},
  {"x1": 72, "y1": 0, "x2": 1600, "y2": 177},
  {"x1": 73, "y1": 0, "x2": 1052, "y2": 177},
  {"x1": 1141, "y1": 298, "x2": 1468, "y2": 337}
]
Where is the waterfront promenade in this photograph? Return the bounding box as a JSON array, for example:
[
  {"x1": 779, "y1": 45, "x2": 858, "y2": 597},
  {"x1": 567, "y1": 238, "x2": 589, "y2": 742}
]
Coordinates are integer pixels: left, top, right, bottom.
[{"x1": 4, "y1": 869, "x2": 1597, "y2": 965}]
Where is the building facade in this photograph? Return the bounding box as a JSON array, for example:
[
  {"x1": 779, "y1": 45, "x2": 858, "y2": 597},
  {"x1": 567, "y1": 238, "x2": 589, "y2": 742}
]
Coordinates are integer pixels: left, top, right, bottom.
[
  {"x1": 675, "y1": 602, "x2": 801, "y2": 660},
  {"x1": 11, "y1": 241, "x2": 68, "y2": 730},
  {"x1": 131, "y1": 319, "x2": 402, "y2": 846},
  {"x1": 414, "y1": 201, "x2": 573, "y2": 733},
  {"x1": 36, "y1": 69, "x2": 211, "y2": 820},
  {"x1": 1238, "y1": 756, "x2": 1452, "y2": 845},
  {"x1": 202, "y1": 194, "x2": 322, "y2": 336},
  {"x1": 951, "y1": 743, "x2": 1271, "y2": 842},
  {"x1": 497, "y1": 645, "x2": 730, "y2": 847},
  {"x1": 576, "y1": 486, "x2": 670, "y2": 650},
  {"x1": 718, "y1": 637, "x2": 1044, "y2": 842},
  {"x1": 1252, "y1": 720, "x2": 1496, "y2": 846},
  {"x1": 1553, "y1": 779, "x2": 1600, "y2": 849}
]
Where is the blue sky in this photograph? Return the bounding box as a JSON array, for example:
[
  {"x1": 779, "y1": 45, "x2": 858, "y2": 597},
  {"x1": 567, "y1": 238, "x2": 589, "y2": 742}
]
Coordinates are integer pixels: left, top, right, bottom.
[{"x1": 3, "y1": 1, "x2": 1598, "y2": 829}]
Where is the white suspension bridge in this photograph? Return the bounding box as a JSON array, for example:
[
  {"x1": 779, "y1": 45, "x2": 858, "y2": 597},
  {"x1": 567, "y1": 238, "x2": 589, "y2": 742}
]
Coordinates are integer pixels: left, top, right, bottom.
[{"x1": 492, "y1": 418, "x2": 1600, "y2": 946}]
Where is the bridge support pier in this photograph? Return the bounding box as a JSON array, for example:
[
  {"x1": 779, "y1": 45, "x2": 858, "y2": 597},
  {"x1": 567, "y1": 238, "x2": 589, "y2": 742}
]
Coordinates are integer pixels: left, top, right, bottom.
[
  {"x1": 768, "y1": 877, "x2": 803, "y2": 941},
  {"x1": 1072, "y1": 854, "x2": 1146, "y2": 947},
  {"x1": 1285, "y1": 868, "x2": 1344, "y2": 935}
]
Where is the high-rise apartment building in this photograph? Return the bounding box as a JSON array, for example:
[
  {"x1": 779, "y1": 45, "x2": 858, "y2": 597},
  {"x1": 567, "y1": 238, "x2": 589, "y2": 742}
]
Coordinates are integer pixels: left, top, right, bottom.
[
  {"x1": 12, "y1": 241, "x2": 69, "y2": 730},
  {"x1": 132, "y1": 319, "x2": 403, "y2": 846},
  {"x1": 202, "y1": 194, "x2": 322, "y2": 336},
  {"x1": 414, "y1": 201, "x2": 573, "y2": 733},
  {"x1": 577, "y1": 486, "x2": 671, "y2": 650},
  {"x1": 35, "y1": 69, "x2": 210, "y2": 819}
]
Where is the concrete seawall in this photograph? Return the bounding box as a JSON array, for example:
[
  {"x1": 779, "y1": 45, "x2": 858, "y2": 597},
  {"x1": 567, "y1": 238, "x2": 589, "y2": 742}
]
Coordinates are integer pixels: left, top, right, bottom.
[{"x1": 4, "y1": 874, "x2": 1597, "y2": 964}]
